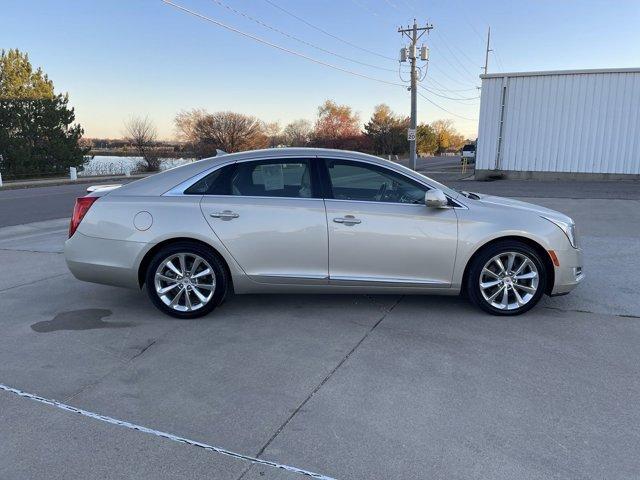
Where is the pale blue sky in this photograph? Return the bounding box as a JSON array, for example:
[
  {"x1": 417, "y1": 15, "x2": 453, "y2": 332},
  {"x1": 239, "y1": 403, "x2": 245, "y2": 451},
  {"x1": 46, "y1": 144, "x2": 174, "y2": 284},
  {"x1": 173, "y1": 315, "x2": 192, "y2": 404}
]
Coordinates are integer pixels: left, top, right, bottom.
[{"x1": 3, "y1": 0, "x2": 639, "y2": 139}]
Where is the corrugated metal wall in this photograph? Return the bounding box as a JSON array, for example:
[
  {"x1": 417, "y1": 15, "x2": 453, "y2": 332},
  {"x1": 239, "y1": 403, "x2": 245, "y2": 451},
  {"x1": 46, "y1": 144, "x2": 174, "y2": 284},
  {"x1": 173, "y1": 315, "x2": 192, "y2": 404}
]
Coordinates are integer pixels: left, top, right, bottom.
[{"x1": 476, "y1": 70, "x2": 640, "y2": 174}]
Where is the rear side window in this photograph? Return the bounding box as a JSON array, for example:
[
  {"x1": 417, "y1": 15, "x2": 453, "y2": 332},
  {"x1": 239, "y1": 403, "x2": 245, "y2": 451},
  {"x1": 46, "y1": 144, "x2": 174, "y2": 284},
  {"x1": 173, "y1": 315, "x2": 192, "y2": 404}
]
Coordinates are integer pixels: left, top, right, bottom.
[
  {"x1": 184, "y1": 165, "x2": 234, "y2": 195},
  {"x1": 230, "y1": 160, "x2": 313, "y2": 198},
  {"x1": 185, "y1": 159, "x2": 315, "y2": 198}
]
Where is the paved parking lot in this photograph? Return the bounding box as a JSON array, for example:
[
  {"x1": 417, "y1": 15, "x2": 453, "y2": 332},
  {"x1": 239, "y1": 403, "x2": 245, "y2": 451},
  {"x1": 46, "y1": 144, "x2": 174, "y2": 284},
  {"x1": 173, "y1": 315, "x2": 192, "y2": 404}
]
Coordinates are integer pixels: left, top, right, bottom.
[{"x1": 1, "y1": 181, "x2": 640, "y2": 479}]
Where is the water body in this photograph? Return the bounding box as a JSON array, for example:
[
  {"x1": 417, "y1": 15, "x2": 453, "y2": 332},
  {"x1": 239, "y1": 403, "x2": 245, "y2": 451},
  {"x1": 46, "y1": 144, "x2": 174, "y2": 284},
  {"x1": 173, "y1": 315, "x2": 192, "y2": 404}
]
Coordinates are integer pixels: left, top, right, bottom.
[{"x1": 80, "y1": 156, "x2": 196, "y2": 177}]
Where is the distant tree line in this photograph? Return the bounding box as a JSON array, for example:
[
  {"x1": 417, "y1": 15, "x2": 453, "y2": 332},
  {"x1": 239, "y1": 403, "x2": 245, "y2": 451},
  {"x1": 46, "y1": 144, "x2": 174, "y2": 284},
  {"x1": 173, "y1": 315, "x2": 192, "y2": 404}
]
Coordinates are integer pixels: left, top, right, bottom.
[{"x1": 171, "y1": 100, "x2": 468, "y2": 160}]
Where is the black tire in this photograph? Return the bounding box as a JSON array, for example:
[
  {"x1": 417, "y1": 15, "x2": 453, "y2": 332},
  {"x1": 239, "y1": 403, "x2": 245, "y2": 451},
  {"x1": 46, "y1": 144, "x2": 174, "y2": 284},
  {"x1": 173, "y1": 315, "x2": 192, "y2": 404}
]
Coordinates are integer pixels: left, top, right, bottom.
[
  {"x1": 145, "y1": 241, "x2": 229, "y2": 319},
  {"x1": 466, "y1": 240, "x2": 547, "y2": 316}
]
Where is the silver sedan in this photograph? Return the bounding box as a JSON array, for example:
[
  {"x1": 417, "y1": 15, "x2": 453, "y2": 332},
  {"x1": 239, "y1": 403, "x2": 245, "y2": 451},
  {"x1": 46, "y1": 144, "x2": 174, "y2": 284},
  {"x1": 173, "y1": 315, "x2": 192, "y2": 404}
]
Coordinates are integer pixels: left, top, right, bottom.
[{"x1": 64, "y1": 148, "x2": 583, "y2": 318}]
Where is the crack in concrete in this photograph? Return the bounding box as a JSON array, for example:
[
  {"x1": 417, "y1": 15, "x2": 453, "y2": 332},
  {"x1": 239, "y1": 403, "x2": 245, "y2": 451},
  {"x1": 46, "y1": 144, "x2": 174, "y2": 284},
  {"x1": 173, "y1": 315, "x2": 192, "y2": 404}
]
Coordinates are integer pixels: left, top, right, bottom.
[
  {"x1": 240, "y1": 296, "x2": 405, "y2": 479},
  {"x1": 0, "y1": 272, "x2": 68, "y2": 293},
  {"x1": 0, "y1": 247, "x2": 63, "y2": 254},
  {"x1": 62, "y1": 323, "x2": 184, "y2": 403},
  {"x1": 544, "y1": 306, "x2": 640, "y2": 319},
  {"x1": 131, "y1": 339, "x2": 158, "y2": 360}
]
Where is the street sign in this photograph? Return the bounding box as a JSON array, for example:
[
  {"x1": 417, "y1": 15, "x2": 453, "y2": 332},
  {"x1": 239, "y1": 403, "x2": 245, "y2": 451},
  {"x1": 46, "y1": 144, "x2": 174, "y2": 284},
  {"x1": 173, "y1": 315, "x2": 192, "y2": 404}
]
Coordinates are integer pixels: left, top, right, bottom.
[{"x1": 407, "y1": 128, "x2": 416, "y2": 141}]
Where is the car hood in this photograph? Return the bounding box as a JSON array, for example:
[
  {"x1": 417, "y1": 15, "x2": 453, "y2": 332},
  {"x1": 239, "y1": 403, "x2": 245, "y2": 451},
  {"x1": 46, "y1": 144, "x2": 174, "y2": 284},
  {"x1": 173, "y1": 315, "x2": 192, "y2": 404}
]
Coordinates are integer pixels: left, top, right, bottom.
[{"x1": 468, "y1": 192, "x2": 573, "y2": 223}]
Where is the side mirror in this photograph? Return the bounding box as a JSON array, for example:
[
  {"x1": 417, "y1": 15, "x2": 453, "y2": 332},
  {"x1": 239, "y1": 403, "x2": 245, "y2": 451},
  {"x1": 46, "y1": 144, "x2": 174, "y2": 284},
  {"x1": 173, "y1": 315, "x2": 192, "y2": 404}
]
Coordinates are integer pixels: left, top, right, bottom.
[{"x1": 425, "y1": 189, "x2": 448, "y2": 208}]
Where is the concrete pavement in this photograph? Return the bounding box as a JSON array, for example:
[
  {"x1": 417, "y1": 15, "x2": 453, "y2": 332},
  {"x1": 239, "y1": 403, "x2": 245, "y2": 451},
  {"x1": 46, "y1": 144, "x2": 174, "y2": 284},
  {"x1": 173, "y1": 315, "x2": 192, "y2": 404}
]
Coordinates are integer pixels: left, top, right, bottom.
[{"x1": 1, "y1": 190, "x2": 639, "y2": 479}]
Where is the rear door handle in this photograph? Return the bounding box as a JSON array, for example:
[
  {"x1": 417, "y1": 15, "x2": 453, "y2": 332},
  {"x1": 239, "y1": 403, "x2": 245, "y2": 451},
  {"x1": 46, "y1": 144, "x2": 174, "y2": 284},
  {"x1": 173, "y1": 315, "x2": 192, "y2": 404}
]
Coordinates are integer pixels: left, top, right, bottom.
[
  {"x1": 333, "y1": 215, "x2": 361, "y2": 225},
  {"x1": 210, "y1": 210, "x2": 239, "y2": 220}
]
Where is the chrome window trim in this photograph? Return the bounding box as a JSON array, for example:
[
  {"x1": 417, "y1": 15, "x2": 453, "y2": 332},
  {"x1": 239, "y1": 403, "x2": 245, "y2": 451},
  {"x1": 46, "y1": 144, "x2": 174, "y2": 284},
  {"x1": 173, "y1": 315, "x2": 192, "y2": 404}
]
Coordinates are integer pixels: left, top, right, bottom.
[
  {"x1": 324, "y1": 198, "x2": 454, "y2": 209},
  {"x1": 233, "y1": 156, "x2": 313, "y2": 165},
  {"x1": 199, "y1": 194, "x2": 324, "y2": 202},
  {"x1": 163, "y1": 153, "x2": 468, "y2": 209},
  {"x1": 166, "y1": 156, "x2": 317, "y2": 200}
]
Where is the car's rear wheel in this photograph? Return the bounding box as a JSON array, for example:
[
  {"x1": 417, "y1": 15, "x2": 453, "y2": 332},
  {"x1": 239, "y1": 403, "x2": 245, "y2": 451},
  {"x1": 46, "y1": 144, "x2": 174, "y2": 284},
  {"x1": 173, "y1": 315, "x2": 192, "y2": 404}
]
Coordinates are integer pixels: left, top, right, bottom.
[
  {"x1": 145, "y1": 242, "x2": 228, "y2": 319},
  {"x1": 466, "y1": 241, "x2": 547, "y2": 315}
]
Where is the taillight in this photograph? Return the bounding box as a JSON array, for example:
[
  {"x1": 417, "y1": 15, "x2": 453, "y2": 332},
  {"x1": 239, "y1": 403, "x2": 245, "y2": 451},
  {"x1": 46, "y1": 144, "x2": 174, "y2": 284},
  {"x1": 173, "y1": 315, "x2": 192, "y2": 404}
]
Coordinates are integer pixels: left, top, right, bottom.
[{"x1": 69, "y1": 196, "x2": 99, "y2": 238}]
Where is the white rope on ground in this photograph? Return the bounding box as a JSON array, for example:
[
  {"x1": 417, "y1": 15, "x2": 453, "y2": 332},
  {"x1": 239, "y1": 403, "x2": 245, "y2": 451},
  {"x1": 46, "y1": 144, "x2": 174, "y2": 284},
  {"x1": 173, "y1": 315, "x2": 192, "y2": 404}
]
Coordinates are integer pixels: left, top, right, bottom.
[{"x1": 0, "y1": 383, "x2": 337, "y2": 480}]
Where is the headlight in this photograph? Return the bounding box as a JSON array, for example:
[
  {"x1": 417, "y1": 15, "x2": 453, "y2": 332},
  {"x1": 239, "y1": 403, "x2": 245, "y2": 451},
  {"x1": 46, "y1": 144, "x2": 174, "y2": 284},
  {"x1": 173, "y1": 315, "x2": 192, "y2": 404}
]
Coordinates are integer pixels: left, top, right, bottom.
[{"x1": 541, "y1": 216, "x2": 578, "y2": 248}]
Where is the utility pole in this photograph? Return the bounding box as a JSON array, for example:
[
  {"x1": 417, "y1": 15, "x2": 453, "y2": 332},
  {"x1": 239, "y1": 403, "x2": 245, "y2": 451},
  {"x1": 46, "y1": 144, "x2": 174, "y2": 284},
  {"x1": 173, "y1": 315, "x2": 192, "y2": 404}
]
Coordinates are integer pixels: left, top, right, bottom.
[
  {"x1": 399, "y1": 19, "x2": 432, "y2": 170},
  {"x1": 483, "y1": 26, "x2": 492, "y2": 75}
]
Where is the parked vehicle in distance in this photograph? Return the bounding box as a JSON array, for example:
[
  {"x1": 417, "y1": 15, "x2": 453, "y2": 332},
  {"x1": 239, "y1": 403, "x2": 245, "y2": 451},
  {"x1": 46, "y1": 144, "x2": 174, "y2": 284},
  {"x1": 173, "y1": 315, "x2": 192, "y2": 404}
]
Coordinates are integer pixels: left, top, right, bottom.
[
  {"x1": 64, "y1": 148, "x2": 583, "y2": 318},
  {"x1": 461, "y1": 143, "x2": 476, "y2": 164}
]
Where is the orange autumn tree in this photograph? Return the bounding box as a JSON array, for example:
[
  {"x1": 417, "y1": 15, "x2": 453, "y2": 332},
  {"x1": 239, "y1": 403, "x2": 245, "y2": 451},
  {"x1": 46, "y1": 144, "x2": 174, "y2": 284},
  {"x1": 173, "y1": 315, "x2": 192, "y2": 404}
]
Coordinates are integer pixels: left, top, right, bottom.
[{"x1": 311, "y1": 100, "x2": 367, "y2": 150}]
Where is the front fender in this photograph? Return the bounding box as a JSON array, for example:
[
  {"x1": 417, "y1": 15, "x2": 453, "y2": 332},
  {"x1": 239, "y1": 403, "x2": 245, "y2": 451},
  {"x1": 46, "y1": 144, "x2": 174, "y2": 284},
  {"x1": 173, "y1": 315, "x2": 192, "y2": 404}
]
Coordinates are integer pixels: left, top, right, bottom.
[{"x1": 451, "y1": 209, "x2": 567, "y2": 289}]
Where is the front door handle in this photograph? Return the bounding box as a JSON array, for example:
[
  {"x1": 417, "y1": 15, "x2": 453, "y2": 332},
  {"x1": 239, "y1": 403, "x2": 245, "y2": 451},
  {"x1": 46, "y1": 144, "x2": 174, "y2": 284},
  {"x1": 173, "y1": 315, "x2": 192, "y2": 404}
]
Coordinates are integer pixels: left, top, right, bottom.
[
  {"x1": 210, "y1": 210, "x2": 239, "y2": 220},
  {"x1": 333, "y1": 215, "x2": 361, "y2": 225}
]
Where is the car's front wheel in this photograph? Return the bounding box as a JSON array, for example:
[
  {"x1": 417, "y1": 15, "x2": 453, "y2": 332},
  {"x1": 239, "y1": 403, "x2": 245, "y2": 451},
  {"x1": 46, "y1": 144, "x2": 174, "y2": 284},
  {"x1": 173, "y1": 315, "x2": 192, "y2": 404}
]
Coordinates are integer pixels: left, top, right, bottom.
[
  {"x1": 145, "y1": 242, "x2": 228, "y2": 319},
  {"x1": 466, "y1": 241, "x2": 547, "y2": 315}
]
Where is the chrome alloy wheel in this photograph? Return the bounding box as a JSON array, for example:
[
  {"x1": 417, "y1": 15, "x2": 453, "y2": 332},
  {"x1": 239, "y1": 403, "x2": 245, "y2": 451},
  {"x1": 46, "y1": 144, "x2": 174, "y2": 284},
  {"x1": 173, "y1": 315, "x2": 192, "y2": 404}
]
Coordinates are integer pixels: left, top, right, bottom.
[
  {"x1": 479, "y1": 251, "x2": 539, "y2": 311},
  {"x1": 154, "y1": 253, "x2": 216, "y2": 312}
]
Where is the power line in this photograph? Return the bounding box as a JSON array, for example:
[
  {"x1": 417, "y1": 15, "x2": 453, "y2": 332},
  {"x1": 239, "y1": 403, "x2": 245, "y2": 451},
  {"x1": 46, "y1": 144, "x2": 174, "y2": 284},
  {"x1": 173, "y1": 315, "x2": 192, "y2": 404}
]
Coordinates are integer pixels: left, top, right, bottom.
[
  {"x1": 424, "y1": 76, "x2": 479, "y2": 93},
  {"x1": 382, "y1": 0, "x2": 402, "y2": 12},
  {"x1": 429, "y1": 35, "x2": 478, "y2": 81},
  {"x1": 210, "y1": 0, "x2": 397, "y2": 72},
  {"x1": 434, "y1": 29, "x2": 480, "y2": 67},
  {"x1": 163, "y1": 1, "x2": 405, "y2": 87},
  {"x1": 262, "y1": 0, "x2": 481, "y2": 89},
  {"x1": 427, "y1": 63, "x2": 479, "y2": 88},
  {"x1": 462, "y1": 15, "x2": 487, "y2": 43},
  {"x1": 417, "y1": 91, "x2": 478, "y2": 121},
  {"x1": 493, "y1": 48, "x2": 506, "y2": 72},
  {"x1": 419, "y1": 84, "x2": 480, "y2": 102},
  {"x1": 350, "y1": 0, "x2": 380, "y2": 18},
  {"x1": 262, "y1": 0, "x2": 397, "y2": 61},
  {"x1": 165, "y1": 1, "x2": 479, "y2": 126}
]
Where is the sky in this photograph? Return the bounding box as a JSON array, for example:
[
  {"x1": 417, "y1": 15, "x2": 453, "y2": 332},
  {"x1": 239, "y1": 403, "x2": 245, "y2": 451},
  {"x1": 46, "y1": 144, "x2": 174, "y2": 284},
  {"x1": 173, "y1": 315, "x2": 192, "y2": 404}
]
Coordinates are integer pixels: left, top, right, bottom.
[{"x1": 3, "y1": 0, "x2": 639, "y2": 140}]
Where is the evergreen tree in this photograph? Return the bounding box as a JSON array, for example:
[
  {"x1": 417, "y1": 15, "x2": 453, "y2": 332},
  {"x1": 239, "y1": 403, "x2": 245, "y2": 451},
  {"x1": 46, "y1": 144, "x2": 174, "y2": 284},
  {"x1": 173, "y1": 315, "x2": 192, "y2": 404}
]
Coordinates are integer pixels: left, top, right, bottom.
[
  {"x1": 364, "y1": 104, "x2": 409, "y2": 156},
  {"x1": 416, "y1": 123, "x2": 437, "y2": 155},
  {"x1": 0, "y1": 49, "x2": 87, "y2": 178}
]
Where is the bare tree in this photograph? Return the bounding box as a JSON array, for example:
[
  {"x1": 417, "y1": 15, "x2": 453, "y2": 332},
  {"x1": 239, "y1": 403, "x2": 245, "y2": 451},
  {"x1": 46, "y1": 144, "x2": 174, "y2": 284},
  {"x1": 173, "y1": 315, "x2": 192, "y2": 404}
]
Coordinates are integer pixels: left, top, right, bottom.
[
  {"x1": 175, "y1": 109, "x2": 206, "y2": 143},
  {"x1": 283, "y1": 119, "x2": 312, "y2": 147},
  {"x1": 124, "y1": 116, "x2": 159, "y2": 171},
  {"x1": 174, "y1": 110, "x2": 268, "y2": 155},
  {"x1": 264, "y1": 121, "x2": 281, "y2": 148},
  {"x1": 174, "y1": 109, "x2": 214, "y2": 158}
]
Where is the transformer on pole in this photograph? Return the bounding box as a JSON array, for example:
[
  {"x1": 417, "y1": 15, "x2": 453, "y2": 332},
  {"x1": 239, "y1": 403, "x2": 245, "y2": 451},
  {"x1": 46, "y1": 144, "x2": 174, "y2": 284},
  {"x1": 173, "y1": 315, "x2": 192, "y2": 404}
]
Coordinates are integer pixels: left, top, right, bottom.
[{"x1": 398, "y1": 20, "x2": 433, "y2": 171}]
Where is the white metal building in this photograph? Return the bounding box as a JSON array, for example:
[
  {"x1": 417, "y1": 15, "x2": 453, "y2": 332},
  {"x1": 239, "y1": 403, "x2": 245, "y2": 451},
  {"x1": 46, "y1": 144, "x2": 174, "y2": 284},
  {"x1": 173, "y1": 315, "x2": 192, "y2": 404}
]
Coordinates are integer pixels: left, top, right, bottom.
[{"x1": 476, "y1": 68, "x2": 640, "y2": 178}]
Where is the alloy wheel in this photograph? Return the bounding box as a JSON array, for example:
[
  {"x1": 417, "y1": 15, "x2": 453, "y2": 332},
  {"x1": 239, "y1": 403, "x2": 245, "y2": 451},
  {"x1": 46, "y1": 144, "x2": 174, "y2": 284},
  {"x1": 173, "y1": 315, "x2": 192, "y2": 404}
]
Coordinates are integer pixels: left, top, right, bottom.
[
  {"x1": 479, "y1": 251, "x2": 539, "y2": 311},
  {"x1": 154, "y1": 253, "x2": 216, "y2": 312}
]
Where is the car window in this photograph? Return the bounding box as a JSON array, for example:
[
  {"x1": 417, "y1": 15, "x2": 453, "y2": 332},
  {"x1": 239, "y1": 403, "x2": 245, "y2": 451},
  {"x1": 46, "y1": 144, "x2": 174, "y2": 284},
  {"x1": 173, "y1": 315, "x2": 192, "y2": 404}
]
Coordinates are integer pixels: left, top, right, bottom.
[
  {"x1": 230, "y1": 160, "x2": 313, "y2": 198},
  {"x1": 184, "y1": 164, "x2": 234, "y2": 195},
  {"x1": 185, "y1": 160, "x2": 314, "y2": 198},
  {"x1": 325, "y1": 160, "x2": 427, "y2": 204}
]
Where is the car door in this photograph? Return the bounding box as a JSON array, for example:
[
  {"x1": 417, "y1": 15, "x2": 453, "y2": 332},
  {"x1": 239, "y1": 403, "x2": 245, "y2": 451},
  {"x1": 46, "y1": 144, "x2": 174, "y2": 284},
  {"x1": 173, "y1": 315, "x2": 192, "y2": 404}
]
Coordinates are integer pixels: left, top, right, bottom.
[
  {"x1": 321, "y1": 158, "x2": 458, "y2": 287},
  {"x1": 198, "y1": 158, "x2": 328, "y2": 284}
]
